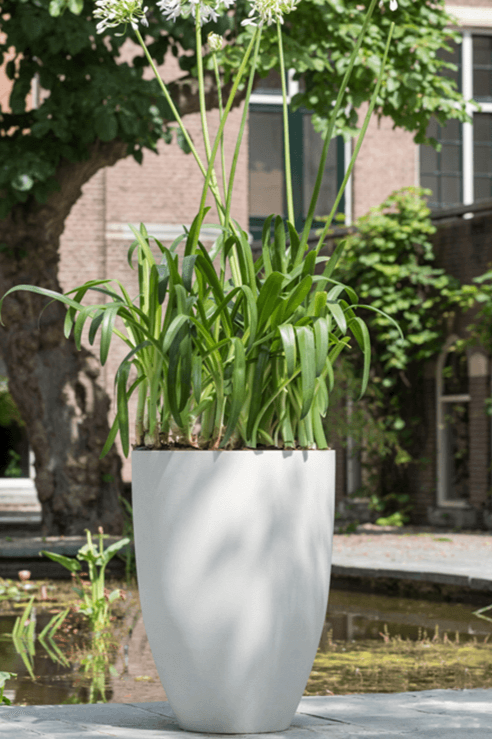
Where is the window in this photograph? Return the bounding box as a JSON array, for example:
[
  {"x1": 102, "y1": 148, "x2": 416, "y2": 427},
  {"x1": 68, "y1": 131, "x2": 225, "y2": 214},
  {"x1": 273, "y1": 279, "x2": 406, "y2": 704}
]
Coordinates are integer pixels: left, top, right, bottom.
[
  {"x1": 249, "y1": 72, "x2": 345, "y2": 243},
  {"x1": 420, "y1": 32, "x2": 492, "y2": 208},
  {"x1": 436, "y1": 339, "x2": 470, "y2": 506}
]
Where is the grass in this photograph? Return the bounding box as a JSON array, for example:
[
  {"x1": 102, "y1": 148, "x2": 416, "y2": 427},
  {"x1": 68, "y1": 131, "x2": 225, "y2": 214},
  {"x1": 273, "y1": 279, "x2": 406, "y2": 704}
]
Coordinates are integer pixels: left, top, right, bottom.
[{"x1": 306, "y1": 626, "x2": 492, "y2": 695}]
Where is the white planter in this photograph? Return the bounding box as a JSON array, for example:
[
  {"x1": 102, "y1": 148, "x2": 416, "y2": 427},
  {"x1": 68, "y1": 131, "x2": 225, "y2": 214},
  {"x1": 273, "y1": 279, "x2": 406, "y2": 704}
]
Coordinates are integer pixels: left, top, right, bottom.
[{"x1": 132, "y1": 449, "x2": 335, "y2": 734}]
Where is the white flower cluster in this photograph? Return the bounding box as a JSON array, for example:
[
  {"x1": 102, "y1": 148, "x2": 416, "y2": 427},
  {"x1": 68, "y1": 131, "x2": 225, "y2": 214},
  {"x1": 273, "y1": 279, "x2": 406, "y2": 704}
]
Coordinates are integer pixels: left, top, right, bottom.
[
  {"x1": 241, "y1": 0, "x2": 299, "y2": 27},
  {"x1": 379, "y1": 0, "x2": 398, "y2": 10},
  {"x1": 94, "y1": 0, "x2": 149, "y2": 34},
  {"x1": 157, "y1": 0, "x2": 235, "y2": 25}
]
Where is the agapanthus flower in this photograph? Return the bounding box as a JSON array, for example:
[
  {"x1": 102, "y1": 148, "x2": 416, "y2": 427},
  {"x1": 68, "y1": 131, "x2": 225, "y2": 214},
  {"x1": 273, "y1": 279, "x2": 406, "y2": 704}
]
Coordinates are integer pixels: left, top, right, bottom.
[
  {"x1": 241, "y1": 0, "x2": 299, "y2": 27},
  {"x1": 208, "y1": 32, "x2": 224, "y2": 52},
  {"x1": 157, "y1": 0, "x2": 235, "y2": 25},
  {"x1": 94, "y1": 0, "x2": 149, "y2": 34},
  {"x1": 379, "y1": 0, "x2": 398, "y2": 10}
]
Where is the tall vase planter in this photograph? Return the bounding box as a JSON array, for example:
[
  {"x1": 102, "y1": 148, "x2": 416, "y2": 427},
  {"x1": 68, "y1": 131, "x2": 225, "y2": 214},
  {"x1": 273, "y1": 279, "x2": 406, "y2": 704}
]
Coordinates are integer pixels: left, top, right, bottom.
[{"x1": 132, "y1": 449, "x2": 335, "y2": 734}]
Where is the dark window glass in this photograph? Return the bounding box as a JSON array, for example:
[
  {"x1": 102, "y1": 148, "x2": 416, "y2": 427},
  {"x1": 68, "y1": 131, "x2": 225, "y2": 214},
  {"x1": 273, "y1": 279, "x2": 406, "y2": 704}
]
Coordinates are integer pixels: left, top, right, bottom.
[
  {"x1": 438, "y1": 39, "x2": 461, "y2": 91},
  {"x1": 302, "y1": 117, "x2": 338, "y2": 219},
  {"x1": 473, "y1": 112, "x2": 492, "y2": 201},
  {"x1": 249, "y1": 111, "x2": 284, "y2": 217},
  {"x1": 442, "y1": 401, "x2": 469, "y2": 502},
  {"x1": 442, "y1": 348, "x2": 468, "y2": 396},
  {"x1": 253, "y1": 70, "x2": 283, "y2": 95},
  {"x1": 420, "y1": 118, "x2": 462, "y2": 208},
  {"x1": 473, "y1": 35, "x2": 492, "y2": 100}
]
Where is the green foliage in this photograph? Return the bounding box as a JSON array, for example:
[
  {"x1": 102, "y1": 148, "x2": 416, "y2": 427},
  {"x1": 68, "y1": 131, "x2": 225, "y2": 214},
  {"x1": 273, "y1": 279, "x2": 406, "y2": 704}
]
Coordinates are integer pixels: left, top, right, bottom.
[
  {"x1": 338, "y1": 187, "x2": 460, "y2": 376},
  {"x1": 3, "y1": 216, "x2": 377, "y2": 452},
  {"x1": 40, "y1": 529, "x2": 130, "y2": 633},
  {"x1": 324, "y1": 188, "x2": 463, "y2": 509},
  {"x1": 228, "y1": 0, "x2": 470, "y2": 144},
  {"x1": 4, "y1": 450, "x2": 22, "y2": 478},
  {"x1": 0, "y1": 1, "x2": 469, "y2": 220},
  {"x1": 0, "y1": 671, "x2": 16, "y2": 706},
  {"x1": 0, "y1": 377, "x2": 24, "y2": 429}
]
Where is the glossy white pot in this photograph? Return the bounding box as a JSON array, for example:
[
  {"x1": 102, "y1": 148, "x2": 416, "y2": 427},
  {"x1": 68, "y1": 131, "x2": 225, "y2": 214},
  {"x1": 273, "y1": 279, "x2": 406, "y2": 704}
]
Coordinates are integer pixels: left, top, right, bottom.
[{"x1": 132, "y1": 449, "x2": 335, "y2": 733}]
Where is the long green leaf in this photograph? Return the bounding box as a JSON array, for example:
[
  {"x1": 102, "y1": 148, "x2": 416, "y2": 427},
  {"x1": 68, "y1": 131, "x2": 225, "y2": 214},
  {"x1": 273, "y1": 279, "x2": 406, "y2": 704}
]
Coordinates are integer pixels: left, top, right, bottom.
[
  {"x1": 257, "y1": 272, "x2": 285, "y2": 330},
  {"x1": 100, "y1": 305, "x2": 120, "y2": 365},
  {"x1": 117, "y1": 362, "x2": 132, "y2": 457},
  {"x1": 348, "y1": 316, "x2": 371, "y2": 397},
  {"x1": 279, "y1": 324, "x2": 297, "y2": 377},
  {"x1": 296, "y1": 326, "x2": 316, "y2": 419},
  {"x1": 221, "y1": 338, "x2": 246, "y2": 447},
  {"x1": 314, "y1": 317, "x2": 329, "y2": 377}
]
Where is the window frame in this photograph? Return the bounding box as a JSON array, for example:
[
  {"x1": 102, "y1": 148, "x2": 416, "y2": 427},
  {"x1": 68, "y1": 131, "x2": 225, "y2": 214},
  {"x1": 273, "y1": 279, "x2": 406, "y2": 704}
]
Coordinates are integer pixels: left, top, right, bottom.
[
  {"x1": 436, "y1": 336, "x2": 471, "y2": 508},
  {"x1": 420, "y1": 30, "x2": 492, "y2": 207},
  {"x1": 249, "y1": 72, "x2": 348, "y2": 241}
]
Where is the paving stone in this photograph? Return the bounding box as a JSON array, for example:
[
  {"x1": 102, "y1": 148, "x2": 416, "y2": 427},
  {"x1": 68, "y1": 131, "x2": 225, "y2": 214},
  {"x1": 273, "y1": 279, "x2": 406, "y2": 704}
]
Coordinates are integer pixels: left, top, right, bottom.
[{"x1": 2, "y1": 691, "x2": 492, "y2": 739}]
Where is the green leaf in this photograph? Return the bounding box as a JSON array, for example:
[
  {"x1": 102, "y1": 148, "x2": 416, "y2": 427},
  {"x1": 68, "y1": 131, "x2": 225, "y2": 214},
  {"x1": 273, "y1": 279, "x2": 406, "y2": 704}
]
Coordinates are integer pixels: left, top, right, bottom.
[
  {"x1": 117, "y1": 362, "x2": 131, "y2": 457},
  {"x1": 279, "y1": 324, "x2": 297, "y2": 377},
  {"x1": 177, "y1": 128, "x2": 192, "y2": 154},
  {"x1": 257, "y1": 272, "x2": 285, "y2": 330},
  {"x1": 314, "y1": 317, "x2": 329, "y2": 377},
  {"x1": 296, "y1": 326, "x2": 316, "y2": 419},
  {"x1": 348, "y1": 316, "x2": 371, "y2": 397},
  {"x1": 100, "y1": 305, "x2": 120, "y2": 365},
  {"x1": 221, "y1": 338, "x2": 246, "y2": 447},
  {"x1": 95, "y1": 111, "x2": 118, "y2": 142},
  {"x1": 40, "y1": 550, "x2": 81, "y2": 573}
]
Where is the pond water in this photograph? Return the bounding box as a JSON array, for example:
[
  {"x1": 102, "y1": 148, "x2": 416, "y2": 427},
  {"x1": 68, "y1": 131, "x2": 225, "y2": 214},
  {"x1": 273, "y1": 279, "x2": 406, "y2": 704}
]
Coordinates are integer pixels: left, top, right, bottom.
[{"x1": 1, "y1": 585, "x2": 492, "y2": 705}]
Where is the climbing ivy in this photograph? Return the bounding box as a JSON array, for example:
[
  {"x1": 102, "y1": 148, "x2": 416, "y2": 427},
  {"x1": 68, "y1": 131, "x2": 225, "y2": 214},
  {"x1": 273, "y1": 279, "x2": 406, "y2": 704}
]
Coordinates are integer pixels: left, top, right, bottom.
[{"x1": 325, "y1": 187, "x2": 464, "y2": 518}]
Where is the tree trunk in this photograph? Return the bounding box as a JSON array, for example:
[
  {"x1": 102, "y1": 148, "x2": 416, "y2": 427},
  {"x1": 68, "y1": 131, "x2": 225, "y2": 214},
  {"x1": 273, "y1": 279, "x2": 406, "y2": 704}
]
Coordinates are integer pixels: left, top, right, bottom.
[
  {"x1": 0, "y1": 140, "x2": 129, "y2": 535},
  {"x1": 0, "y1": 77, "x2": 249, "y2": 534}
]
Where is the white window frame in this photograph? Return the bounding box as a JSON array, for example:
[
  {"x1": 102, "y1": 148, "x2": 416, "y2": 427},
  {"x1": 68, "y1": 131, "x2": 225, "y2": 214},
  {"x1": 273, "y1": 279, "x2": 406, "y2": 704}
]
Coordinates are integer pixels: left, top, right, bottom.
[
  {"x1": 421, "y1": 29, "x2": 492, "y2": 206},
  {"x1": 436, "y1": 336, "x2": 470, "y2": 508}
]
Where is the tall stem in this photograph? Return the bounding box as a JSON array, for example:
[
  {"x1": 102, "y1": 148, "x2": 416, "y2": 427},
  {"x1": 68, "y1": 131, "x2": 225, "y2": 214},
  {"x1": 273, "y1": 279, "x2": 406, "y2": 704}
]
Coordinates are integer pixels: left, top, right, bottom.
[
  {"x1": 297, "y1": 0, "x2": 378, "y2": 260},
  {"x1": 277, "y1": 21, "x2": 294, "y2": 225},
  {"x1": 213, "y1": 52, "x2": 228, "y2": 202},
  {"x1": 195, "y1": 9, "x2": 224, "y2": 225},
  {"x1": 134, "y1": 27, "x2": 225, "y2": 217},
  {"x1": 315, "y1": 22, "x2": 395, "y2": 254},
  {"x1": 192, "y1": 28, "x2": 260, "y2": 254},
  {"x1": 224, "y1": 27, "x2": 263, "y2": 231}
]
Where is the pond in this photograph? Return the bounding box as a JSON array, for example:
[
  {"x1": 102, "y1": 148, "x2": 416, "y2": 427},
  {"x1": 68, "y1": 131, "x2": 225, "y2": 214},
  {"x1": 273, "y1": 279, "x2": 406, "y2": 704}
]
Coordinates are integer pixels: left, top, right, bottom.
[{"x1": 1, "y1": 582, "x2": 492, "y2": 705}]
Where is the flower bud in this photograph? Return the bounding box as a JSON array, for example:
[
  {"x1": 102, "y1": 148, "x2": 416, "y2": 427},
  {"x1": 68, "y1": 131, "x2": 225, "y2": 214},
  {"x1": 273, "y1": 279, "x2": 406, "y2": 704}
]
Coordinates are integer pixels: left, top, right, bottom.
[{"x1": 208, "y1": 32, "x2": 224, "y2": 53}]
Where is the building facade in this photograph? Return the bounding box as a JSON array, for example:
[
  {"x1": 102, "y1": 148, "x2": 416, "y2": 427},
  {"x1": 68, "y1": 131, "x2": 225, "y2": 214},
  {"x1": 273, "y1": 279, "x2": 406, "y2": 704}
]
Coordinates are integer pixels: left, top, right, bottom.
[{"x1": 2, "y1": 1, "x2": 492, "y2": 526}]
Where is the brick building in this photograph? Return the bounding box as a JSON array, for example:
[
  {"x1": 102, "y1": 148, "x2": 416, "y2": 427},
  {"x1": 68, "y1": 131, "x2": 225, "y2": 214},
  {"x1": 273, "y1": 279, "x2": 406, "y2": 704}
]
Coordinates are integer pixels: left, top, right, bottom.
[{"x1": 2, "y1": 1, "x2": 492, "y2": 527}]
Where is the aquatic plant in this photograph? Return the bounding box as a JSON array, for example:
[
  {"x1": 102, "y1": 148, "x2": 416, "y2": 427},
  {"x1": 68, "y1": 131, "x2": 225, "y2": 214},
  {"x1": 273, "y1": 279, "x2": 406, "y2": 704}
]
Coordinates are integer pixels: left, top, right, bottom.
[{"x1": 41, "y1": 529, "x2": 130, "y2": 634}]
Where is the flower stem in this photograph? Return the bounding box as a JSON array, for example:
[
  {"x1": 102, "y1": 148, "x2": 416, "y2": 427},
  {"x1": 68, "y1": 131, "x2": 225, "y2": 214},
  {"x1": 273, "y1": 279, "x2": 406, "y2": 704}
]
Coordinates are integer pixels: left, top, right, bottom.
[
  {"x1": 315, "y1": 21, "x2": 395, "y2": 254},
  {"x1": 297, "y1": 0, "x2": 378, "y2": 261},
  {"x1": 134, "y1": 27, "x2": 225, "y2": 217},
  {"x1": 277, "y1": 20, "x2": 294, "y2": 226},
  {"x1": 195, "y1": 8, "x2": 224, "y2": 224},
  {"x1": 224, "y1": 26, "x2": 263, "y2": 232},
  {"x1": 192, "y1": 28, "x2": 260, "y2": 254},
  {"x1": 212, "y1": 53, "x2": 228, "y2": 202}
]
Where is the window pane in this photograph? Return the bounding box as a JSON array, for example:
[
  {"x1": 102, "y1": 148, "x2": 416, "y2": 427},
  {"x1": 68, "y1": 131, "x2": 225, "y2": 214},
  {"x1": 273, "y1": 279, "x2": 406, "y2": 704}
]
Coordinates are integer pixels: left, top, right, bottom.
[
  {"x1": 441, "y1": 402, "x2": 469, "y2": 502},
  {"x1": 420, "y1": 145, "x2": 438, "y2": 172},
  {"x1": 441, "y1": 144, "x2": 460, "y2": 173},
  {"x1": 420, "y1": 117, "x2": 462, "y2": 208},
  {"x1": 473, "y1": 113, "x2": 492, "y2": 201},
  {"x1": 442, "y1": 348, "x2": 468, "y2": 395},
  {"x1": 441, "y1": 118, "x2": 461, "y2": 141},
  {"x1": 438, "y1": 39, "x2": 461, "y2": 90},
  {"x1": 473, "y1": 35, "x2": 492, "y2": 99},
  {"x1": 474, "y1": 176, "x2": 492, "y2": 201},
  {"x1": 420, "y1": 175, "x2": 438, "y2": 204},
  {"x1": 302, "y1": 117, "x2": 337, "y2": 218},
  {"x1": 249, "y1": 111, "x2": 284, "y2": 217},
  {"x1": 253, "y1": 70, "x2": 282, "y2": 95},
  {"x1": 441, "y1": 176, "x2": 461, "y2": 207}
]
